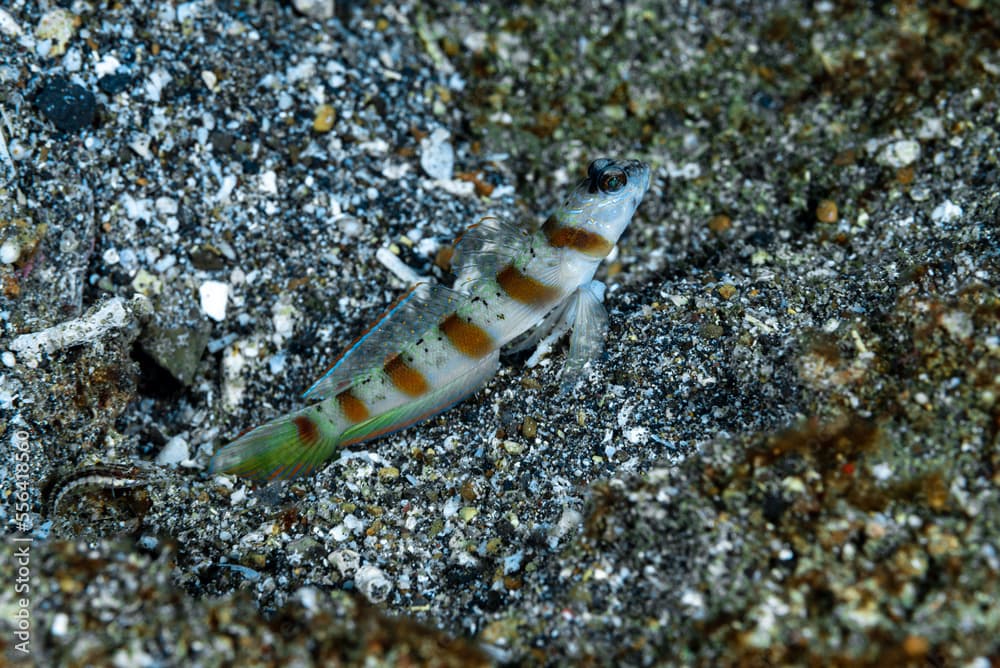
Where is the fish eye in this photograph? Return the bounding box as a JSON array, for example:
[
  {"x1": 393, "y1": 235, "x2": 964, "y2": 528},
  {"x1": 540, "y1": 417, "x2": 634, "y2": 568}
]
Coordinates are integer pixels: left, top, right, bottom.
[{"x1": 598, "y1": 169, "x2": 627, "y2": 193}]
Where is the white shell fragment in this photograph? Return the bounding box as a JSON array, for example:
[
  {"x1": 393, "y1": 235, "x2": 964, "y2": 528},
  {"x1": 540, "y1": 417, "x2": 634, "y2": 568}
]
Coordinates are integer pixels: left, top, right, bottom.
[
  {"x1": 354, "y1": 565, "x2": 393, "y2": 603},
  {"x1": 419, "y1": 128, "x2": 455, "y2": 180},
  {"x1": 10, "y1": 296, "x2": 141, "y2": 359},
  {"x1": 199, "y1": 280, "x2": 230, "y2": 321},
  {"x1": 156, "y1": 435, "x2": 190, "y2": 466},
  {"x1": 931, "y1": 199, "x2": 963, "y2": 225},
  {"x1": 877, "y1": 139, "x2": 921, "y2": 168},
  {"x1": 0, "y1": 240, "x2": 20, "y2": 264},
  {"x1": 375, "y1": 247, "x2": 423, "y2": 284},
  {"x1": 292, "y1": 0, "x2": 335, "y2": 20},
  {"x1": 0, "y1": 8, "x2": 23, "y2": 37}
]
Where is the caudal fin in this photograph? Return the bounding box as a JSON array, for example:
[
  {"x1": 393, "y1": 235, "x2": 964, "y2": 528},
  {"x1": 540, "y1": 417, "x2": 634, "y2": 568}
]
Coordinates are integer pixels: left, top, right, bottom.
[{"x1": 209, "y1": 409, "x2": 340, "y2": 481}]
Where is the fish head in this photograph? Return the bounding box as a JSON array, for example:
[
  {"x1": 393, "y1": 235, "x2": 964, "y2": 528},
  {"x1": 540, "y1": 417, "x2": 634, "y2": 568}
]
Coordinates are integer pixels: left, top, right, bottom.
[{"x1": 560, "y1": 158, "x2": 651, "y2": 246}]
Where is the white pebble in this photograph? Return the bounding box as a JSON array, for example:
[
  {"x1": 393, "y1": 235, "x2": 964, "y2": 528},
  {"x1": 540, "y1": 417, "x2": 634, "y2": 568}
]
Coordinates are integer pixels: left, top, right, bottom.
[
  {"x1": 419, "y1": 128, "x2": 455, "y2": 180},
  {"x1": 156, "y1": 435, "x2": 189, "y2": 466},
  {"x1": 931, "y1": 199, "x2": 963, "y2": 225},
  {"x1": 2, "y1": 351, "x2": 15, "y2": 367},
  {"x1": 271, "y1": 297, "x2": 297, "y2": 342},
  {"x1": 355, "y1": 565, "x2": 392, "y2": 603},
  {"x1": 122, "y1": 194, "x2": 154, "y2": 221},
  {"x1": 153, "y1": 254, "x2": 176, "y2": 272},
  {"x1": 625, "y1": 426, "x2": 649, "y2": 444},
  {"x1": 375, "y1": 247, "x2": 422, "y2": 284},
  {"x1": 62, "y1": 47, "x2": 82, "y2": 72},
  {"x1": 199, "y1": 280, "x2": 229, "y2": 321},
  {"x1": 201, "y1": 70, "x2": 218, "y2": 91},
  {"x1": 119, "y1": 248, "x2": 138, "y2": 271},
  {"x1": 328, "y1": 548, "x2": 361, "y2": 575},
  {"x1": 877, "y1": 139, "x2": 921, "y2": 168},
  {"x1": 0, "y1": 8, "x2": 23, "y2": 37},
  {"x1": 155, "y1": 196, "x2": 179, "y2": 215},
  {"x1": 871, "y1": 463, "x2": 893, "y2": 481},
  {"x1": 176, "y1": 1, "x2": 201, "y2": 23},
  {"x1": 229, "y1": 487, "x2": 247, "y2": 505},
  {"x1": 940, "y1": 310, "x2": 973, "y2": 340},
  {"x1": 51, "y1": 613, "x2": 69, "y2": 637},
  {"x1": 0, "y1": 240, "x2": 20, "y2": 264},
  {"x1": 337, "y1": 215, "x2": 362, "y2": 238},
  {"x1": 268, "y1": 352, "x2": 286, "y2": 374},
  {"x1": 292, "y1": 0, "x2": 335, "y2": 19},
  {"x1": 259, "y1": 170, "x2": 278, "y2": 195},
  {"x1": 215, "y1": 174, "x2": 238, "y2": 202},
  {"x1": 94, "y1": 54, "x2": 121, "y2": 77},
  {"x1": 502, "y1": 550, "x2": 524, "y2": 575},
  {"x1": 144, "y1": 68, "x2": 172, "y2": 103},
  {"x1": 7, "y1": 140, "x2": 30, "y2": 161}
]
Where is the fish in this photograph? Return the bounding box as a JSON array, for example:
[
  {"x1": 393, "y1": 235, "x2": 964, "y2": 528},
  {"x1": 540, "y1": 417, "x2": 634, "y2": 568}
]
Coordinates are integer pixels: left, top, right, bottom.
[{"x1": 210, "y1": 158, "x2": 651, "y2": 481}]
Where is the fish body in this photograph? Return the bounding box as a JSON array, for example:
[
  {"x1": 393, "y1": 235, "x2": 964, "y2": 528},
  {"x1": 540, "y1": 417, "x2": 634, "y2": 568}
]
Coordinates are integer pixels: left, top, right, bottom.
[{"x1": 211, "y1": 158, "x2": 651, "y2": 481}]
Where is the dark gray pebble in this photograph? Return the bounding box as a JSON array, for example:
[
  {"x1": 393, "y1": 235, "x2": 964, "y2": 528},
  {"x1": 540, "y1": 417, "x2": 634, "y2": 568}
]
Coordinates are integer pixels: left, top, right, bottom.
[{"x1": 36, "y1": 77, "x2": 97, "y2": 133}]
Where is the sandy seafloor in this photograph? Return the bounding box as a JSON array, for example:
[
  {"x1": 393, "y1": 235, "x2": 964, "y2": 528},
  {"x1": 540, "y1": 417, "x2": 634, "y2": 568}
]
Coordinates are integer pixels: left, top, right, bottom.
[{"x1": 1, "y1": 0, "x2": 998, "y2": 665}]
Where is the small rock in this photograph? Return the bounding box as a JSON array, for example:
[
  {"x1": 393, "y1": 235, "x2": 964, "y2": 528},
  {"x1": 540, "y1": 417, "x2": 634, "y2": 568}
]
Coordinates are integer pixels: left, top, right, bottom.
[
  {"x1": 355, "y1": 565, "x2": 392, "y2": 603},
  {"x1": 313, "y1": 104, "x2": 336, "y2": 133},
  {"x1": 140, "y1": 306, "x2": 212, "y2": 386},
  {"x1": 0, "y1": 8, "x2": 23, "y2": 37},
  {"x1": 36, "y1": 77, "x2": 96, "y2": 133},
  {"x1": 0, "y1": 240, "x2": 20, "y2": 264},
  {"x1": 292, "y1": 0, "x2": 335, "y2": 20},
  {"x1": 931, "y1": 199, "x2": 962, "y2": 225},
  {"x1": 503, "y1": 440, "x2": 525, "y2": 455},
  {"x1": 420, "y1": 128, "x2": 455, "y2": 180},
  {"x1": 877, "y1": 139, "x2": 920, "y2": 168},
  {"x1": 36, "y1": 8, "x2": 79, "y2": 57},
  {"x1": 156, "y1": 435, "x2": 189, "y2": 466},
  {"x1": 708, "y1": 214, "x2": 732, "y2": 233},
  {"x1": 816, "y1": 199, "x2": 838, "y2": 223},
  {"x1": 98, "y1": 72, "x2": 132, "y2": 95},
  {"x1": 199, "y1": 280, "x2": 229, "y2": 321}
]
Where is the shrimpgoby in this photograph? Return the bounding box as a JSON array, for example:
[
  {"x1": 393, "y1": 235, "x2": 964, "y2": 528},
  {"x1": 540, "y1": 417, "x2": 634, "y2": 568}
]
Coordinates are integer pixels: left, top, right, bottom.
[{"x1": 210, "y1": 158, "x2": 651, "y2": 481}]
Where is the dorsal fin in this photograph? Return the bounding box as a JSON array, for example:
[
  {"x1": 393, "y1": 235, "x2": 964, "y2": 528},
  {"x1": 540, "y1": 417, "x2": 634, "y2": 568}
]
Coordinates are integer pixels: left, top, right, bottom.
[
  {"x1": 302, "y1": 283, "x2": 464, "y2": 401},
  {"x1": 451, "y1": 215, "x2": 533, "y2": 287}
]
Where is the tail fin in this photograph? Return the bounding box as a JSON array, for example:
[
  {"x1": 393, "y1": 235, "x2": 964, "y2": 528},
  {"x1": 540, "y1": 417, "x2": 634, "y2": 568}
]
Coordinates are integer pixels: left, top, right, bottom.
[{"x1": 209, "y1": 409, "x2": 340, "y2": 482}]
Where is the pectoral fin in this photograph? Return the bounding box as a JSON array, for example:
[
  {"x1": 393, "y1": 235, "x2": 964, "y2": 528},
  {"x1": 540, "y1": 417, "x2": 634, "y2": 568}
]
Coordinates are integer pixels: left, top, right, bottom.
[
  {"x1": 559, "y1": 280, "x2": 609, "y2": 392},
  {"x1": 521, "y1": 281, "x2": 609, "y2": 393}
]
